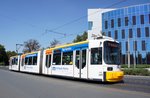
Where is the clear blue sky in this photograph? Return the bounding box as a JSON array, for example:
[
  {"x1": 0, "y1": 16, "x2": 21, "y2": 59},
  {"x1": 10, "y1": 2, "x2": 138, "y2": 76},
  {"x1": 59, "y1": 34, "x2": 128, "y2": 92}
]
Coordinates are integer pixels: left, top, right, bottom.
[{"x1": 0, "y1": 0, "x2": 149, "y2": 52}]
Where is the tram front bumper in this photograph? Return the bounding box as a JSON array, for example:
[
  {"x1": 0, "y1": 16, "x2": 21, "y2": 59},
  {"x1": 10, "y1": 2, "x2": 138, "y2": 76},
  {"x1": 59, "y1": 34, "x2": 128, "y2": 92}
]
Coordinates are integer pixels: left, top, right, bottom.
[{"x1": 105, "y1": 71, "x2": 124, "y2": 82}]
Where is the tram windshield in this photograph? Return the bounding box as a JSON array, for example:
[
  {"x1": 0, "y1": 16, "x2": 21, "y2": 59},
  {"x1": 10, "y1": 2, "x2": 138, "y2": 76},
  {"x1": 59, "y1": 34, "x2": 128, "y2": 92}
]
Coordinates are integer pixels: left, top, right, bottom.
[{"x1": 104, "y1": 41, "x2": 120, "y2": 65}]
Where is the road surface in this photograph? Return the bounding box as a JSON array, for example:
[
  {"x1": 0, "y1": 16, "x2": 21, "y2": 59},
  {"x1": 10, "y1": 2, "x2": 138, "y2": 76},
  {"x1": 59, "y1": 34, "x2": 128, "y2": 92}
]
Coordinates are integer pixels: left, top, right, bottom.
[{"x1": 0, "y1": 68, "x2": 150, "y2": 98}]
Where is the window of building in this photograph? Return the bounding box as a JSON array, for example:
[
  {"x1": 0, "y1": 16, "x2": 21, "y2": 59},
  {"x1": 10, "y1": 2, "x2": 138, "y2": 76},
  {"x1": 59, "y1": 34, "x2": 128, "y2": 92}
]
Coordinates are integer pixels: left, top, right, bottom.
[
  {"x1": 125, "y1": 17, "x2": 128, "y2": 26},
  {"x1": 149, "y1": 14, "x2": 150, "y2": 24},
  {"x1": 91, "y1": 47, "x2": 102, "y2": 65},
  {"x1": 140, "y1": 15, "x2": 144, "y2": 24},
  {"x1": 115, "y1": 30, "x2": 118, "y2": 39},
  {"x1": 122, "y1": 29, "x2": 125, "y2": 39},
  {"x1": 108, "y1": 31, "x2": 111, "y2": 37},
  {"x1": 129, "y1": 29, "x2": 132, "y2": 38},
  {"x1": 88, "y1": 21, "x2": 93, "y2": 30},
  {"x1": 142, "y1": 40, "x2": 146, "y2": 51},
  {"x1": 133, "y1": 41, "x2": 137, "y2": 51},
  {"x1": 118, "y1": 18, "x2": 121, "y2": 27},
  {"x1": 105, "y1": 21, "x2": 108, "y2": 29},
  {"x1": 53, "y1": 52, "x2": 61, "y2": 65},
  {"x1": 62, "y1": 51, "x2": 73, "y2": 65},
  {"x1": 137, "y1": 28, "x2": 141, "y2": 37},
  {"x1": 145, "y1": 27, "x2": 149, "y2": 37},
  {"x1": 132, "y1": 16, "x2": 136, "y2": 25},
  {"x1": 111, "y1": 19, "x2": 114, "y2": 28},
  {"x1": 126, "y1": 41, "x2": 128, "y2": 52}
]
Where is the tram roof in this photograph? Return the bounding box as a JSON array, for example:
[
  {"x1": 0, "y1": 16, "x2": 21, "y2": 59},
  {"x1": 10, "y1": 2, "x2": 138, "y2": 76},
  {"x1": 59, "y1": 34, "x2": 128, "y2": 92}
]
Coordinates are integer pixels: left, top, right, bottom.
[{"x1": 50, "y1": 40, "x2": 89, "y2": 50}]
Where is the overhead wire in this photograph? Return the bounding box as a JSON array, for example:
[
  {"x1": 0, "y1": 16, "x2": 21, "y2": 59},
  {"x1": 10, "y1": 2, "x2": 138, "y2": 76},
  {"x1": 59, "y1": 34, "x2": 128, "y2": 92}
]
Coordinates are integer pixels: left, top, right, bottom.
[{"x1": 42, "y1": 0, "x2": 127, "y2": 37}]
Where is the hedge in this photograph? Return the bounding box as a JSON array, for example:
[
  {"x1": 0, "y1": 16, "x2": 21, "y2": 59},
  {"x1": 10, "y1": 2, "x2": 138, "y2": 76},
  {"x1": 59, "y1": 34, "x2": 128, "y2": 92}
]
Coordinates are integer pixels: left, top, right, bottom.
[
  {"x1": 121, "y1": 64, "x2": 150, "y2": 68},
  {"x1": 122, "y1": 68, "x2": 150, "y2": 76}
]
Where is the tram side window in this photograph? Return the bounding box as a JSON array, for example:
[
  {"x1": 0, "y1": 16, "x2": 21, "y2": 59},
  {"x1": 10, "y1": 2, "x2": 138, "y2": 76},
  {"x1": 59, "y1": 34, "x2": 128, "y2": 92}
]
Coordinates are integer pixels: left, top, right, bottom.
[
  {"x1": 33, "y1": 56, "x2": 37, "y2": 65},
  {"x1": 46, "y1": 55, "x2": 51, "y2": 67},
  {"x1": 11, "y1": 58, "x2": 14, "y2": 65},
  {"x1": 28, "y1": 57, "x2": 32, "y2": 65},
  {"x1": 25, "y1": 56, "x2": 37, "y2": 65},
  {"x1": 12, "y1": 58, "x2": 17, "y2": 65},
  {"x1": 91, "y1": 47, "x2": 102, "y2": 65},
  {"x1": 62, "y1": 51, "x2": 73, "y2": 65},
  {"x1": 15, "y1": 58, "x2": 18, "y2": 65},
  {"x1": 82, "y1": 49, "x2": 86, "y2": 68},
  {"x1": 25, "y1": 57, "x2": 29, "y2": 65},
  {"x1": 53, "y1": 53, "x2": 61, "y2": 65}
]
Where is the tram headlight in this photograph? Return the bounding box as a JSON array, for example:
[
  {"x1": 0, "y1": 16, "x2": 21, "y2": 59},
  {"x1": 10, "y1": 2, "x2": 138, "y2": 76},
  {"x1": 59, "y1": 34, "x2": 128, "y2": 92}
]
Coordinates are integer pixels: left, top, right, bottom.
[{"x1": 107, "y1": 67, "x2": 113, "y2": 71}]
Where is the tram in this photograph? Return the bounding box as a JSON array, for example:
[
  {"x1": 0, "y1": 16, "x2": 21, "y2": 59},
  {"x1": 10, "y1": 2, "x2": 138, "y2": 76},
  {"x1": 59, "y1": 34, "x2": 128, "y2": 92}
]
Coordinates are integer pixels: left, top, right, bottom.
[{"x1": 9, "y1": 36, "x2": 124, "y2": 82}]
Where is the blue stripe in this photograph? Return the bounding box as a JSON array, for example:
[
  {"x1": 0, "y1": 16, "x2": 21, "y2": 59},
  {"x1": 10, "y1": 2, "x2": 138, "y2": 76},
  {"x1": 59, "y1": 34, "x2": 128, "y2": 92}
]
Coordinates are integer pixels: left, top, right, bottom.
[
  {"x1": 25, "y1": 53, "x2": 37, "y2": 58},
  {"x1": 54, "y1": 43, "x2": 88, "y2": 52}
]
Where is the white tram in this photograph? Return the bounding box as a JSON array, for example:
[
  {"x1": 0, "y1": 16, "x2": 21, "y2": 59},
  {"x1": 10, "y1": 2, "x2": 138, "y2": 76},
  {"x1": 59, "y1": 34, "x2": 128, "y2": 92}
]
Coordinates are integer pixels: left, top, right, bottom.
[
  {"x1": 9, "y1": 55, "x2": 20, "y2": 71},
  {"x1": 9, "y1": 36, "x2": 124, "y2": 82}
]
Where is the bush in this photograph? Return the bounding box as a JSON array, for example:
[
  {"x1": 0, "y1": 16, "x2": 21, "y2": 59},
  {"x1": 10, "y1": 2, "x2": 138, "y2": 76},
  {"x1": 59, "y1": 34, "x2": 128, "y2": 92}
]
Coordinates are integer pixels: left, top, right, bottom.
[
  {"x1": 0, "y1": 62, "x2": 5, "y2": 65},
  {"x1": 122, "y1": 68, "x2": 150, "y2": 76},
  {"x1": 121, "y1": 64, "x2": 150, "y2": 68}
]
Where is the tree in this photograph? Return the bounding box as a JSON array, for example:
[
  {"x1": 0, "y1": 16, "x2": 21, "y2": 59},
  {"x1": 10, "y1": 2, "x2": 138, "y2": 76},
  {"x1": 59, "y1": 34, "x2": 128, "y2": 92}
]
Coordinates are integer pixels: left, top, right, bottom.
[
  {"x1": 23, "y1": 39, "x2": 40, "y2": 53},
  {"x1": 73, "y1": 31, "x2": 87, "y2": 43},
  {"x1": 6, "y1": 51, "x2": 17, "y2": 59},
  {"x1": 0, "y1": 44, "x2": 9, "y2": 65},
  {"x1": 50, "y1": 39, "x2": 60, "y2": 47}
]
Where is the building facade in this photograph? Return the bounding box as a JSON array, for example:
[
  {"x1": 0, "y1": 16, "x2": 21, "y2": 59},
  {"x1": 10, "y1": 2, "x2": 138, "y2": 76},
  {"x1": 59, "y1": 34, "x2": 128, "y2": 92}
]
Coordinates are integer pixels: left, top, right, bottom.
[{"x1": 88, "y1": 3, "x2": 150, "y2": 64}]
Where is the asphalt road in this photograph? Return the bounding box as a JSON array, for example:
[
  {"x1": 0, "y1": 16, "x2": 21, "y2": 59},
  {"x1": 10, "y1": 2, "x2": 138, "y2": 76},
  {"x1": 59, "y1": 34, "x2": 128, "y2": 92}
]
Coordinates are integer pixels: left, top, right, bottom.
[{"x1": 0, "y1": 69, "x2": 150, "y2": 98}]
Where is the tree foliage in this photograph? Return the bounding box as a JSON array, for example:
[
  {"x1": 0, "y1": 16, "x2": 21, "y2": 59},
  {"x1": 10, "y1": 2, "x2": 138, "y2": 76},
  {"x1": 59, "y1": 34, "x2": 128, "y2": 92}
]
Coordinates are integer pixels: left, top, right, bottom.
[
  {"x1": 73, "y1": 31, "x2": 87, "y2": 43},
  {"x1": 50, "y1": 39, "x2": 60, "y2": 47},
  {"x1": 23, "y1": 39, "x2": 40, "y2": 53},
  {"x1": 0, "y1": 44, "x2": 9, "y2": 65},
  {"x1": 6, "y1": 51, "x2": 17, "y2": 59}
]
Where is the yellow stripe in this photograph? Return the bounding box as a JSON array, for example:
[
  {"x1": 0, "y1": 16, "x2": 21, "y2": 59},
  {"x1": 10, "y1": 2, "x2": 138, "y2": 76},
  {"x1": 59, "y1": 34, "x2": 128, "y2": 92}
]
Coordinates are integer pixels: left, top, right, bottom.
[
  {"x1": 21, "y1": 51, "x2": 39, "y2": 56},
  {"x1": 52, "y1": 40, "x2": 88, "y2": 50}
]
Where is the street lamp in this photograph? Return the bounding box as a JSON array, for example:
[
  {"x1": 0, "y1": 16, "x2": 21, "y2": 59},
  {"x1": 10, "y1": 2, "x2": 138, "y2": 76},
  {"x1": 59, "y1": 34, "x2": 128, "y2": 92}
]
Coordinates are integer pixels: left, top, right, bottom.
[{"x1": 16, "y1": 44, "x2": 23, "y2": 54}]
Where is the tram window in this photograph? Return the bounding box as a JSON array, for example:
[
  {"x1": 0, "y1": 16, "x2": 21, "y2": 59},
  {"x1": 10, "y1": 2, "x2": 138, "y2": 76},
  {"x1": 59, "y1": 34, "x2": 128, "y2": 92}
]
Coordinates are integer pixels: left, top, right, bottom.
[
  {"x1": 28, "y1": 57, "x2": 32, "y2": 65},
  {"x1": 62, "y1": 51, "x2": 73, "y2": 65},
  {"x1": 33, "y1": 56, "x2": 37, "y2": 65},
  {"x1": 91, "y1": 48, "x2": 102, "y2": 65},
  {"x1": 15, "y1": 58, "x2": 18, "y2": 65},
  {"x1": 75, "y1": 51, "x2": 80, "y2": 69},
  {"x1": 53, "y1": 53, "x2": 61, "y2": 65},
  {"x1": 12, "y1": 59, "x2": 13, "y2": 65},
  {"x1": 46, "y1": 55, "x2": 48, "y2": 66},
  {"x1": 25, "y1": 57, "x2": 29, "y2": 65},
  {"x1": 11, "y1": 59, "x2": 13, "y2": 65},
  {"x1": 82, "y1": 49, "x2": 86, "y2": 69},
  {"x1": 46, "y1": 55, "x2": 51, "y2": 67}
]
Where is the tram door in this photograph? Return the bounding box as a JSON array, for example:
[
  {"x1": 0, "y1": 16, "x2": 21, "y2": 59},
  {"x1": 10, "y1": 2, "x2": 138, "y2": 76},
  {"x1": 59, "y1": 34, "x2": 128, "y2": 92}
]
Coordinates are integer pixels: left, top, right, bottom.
[
  {"x1": 74, "y1": 49, "x2": 87, "y2": 79},
  {"x1": 45, "y1": 54, "x2": 51, "y2": 75}
]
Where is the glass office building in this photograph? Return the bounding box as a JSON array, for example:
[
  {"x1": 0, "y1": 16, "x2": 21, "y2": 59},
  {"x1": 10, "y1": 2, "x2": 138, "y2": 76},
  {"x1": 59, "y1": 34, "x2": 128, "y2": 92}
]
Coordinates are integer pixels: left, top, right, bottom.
[{"x1": 102, "y1": 3, "x2": 150, "y2": 64}]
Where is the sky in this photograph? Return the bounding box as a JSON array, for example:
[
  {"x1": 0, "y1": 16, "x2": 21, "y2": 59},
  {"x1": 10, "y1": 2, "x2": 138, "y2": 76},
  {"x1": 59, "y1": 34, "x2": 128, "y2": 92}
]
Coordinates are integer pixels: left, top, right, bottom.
[{"x1": 0, "y1": 0, "x2": 149, "y2": 52}]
